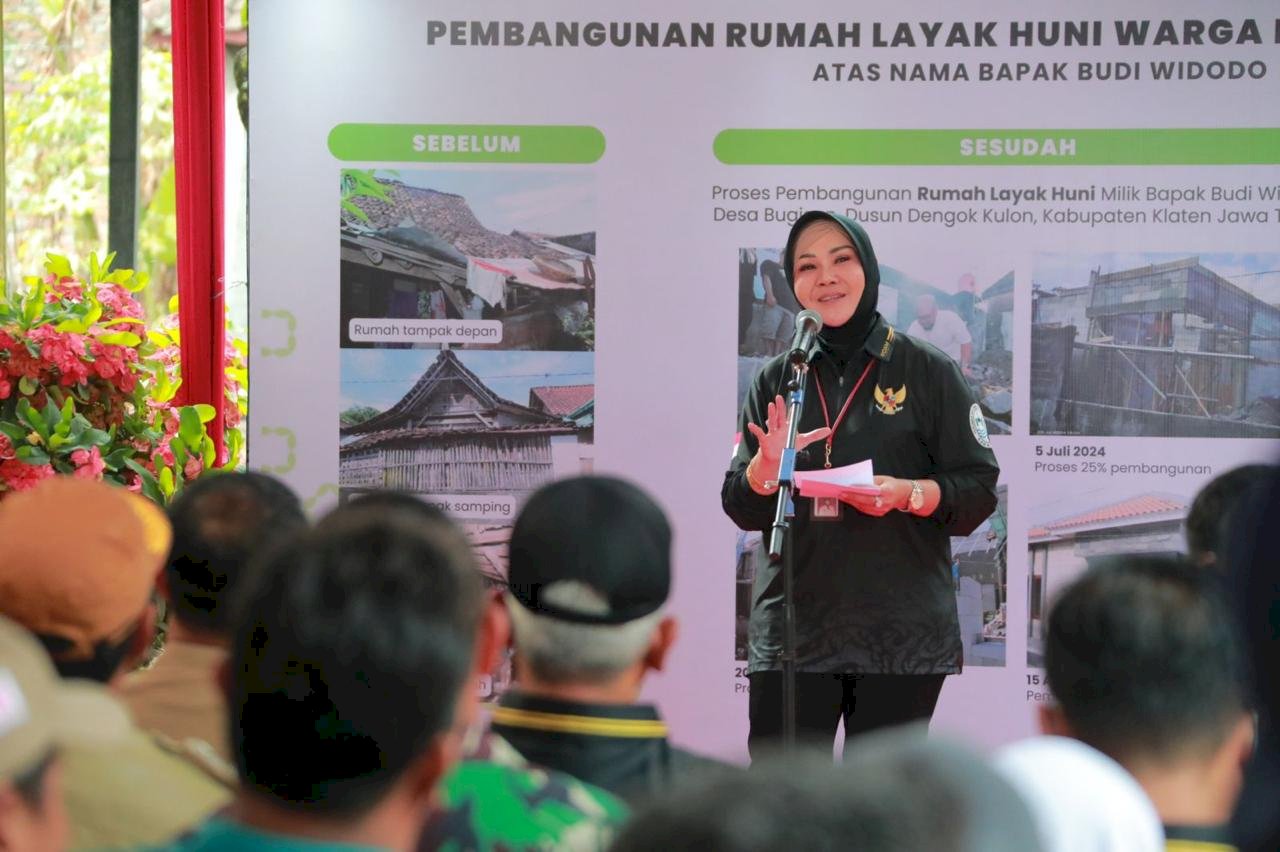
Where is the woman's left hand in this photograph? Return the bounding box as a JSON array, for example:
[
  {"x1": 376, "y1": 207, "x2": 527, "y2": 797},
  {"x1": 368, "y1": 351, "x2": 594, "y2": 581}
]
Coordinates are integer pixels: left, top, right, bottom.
[{"x1": 841, "y1": 475, "x2": 912, "y2": 517}]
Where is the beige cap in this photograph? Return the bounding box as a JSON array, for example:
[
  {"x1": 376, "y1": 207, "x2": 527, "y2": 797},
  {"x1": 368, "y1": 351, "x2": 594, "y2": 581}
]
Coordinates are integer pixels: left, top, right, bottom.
[
  {"x1": 0, "y1": 614, "x2": 111, "y2": 780},
  {"x1": 0, "y1": 477, "x2": 171, "y2": 662}
]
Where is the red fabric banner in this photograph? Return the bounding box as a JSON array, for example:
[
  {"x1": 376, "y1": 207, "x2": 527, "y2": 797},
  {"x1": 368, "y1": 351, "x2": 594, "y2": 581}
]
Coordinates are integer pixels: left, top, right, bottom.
[{"x1": 171, "y1": 0, "x2": 226, "y2": 461}]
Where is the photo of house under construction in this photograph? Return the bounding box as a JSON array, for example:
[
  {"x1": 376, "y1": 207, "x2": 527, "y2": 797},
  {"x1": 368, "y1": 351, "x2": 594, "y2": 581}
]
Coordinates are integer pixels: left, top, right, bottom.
[
  {"x1": 1025, "y1": 485, "x2": 1193, "y2": 666},
  {"x1": 737, "y1": 247, "x2": 1013, "y2": 434},
  {"x1": 1031, "y1": 253, "x2": 1280, "y2": 438},
  {"x1": 735, "y1": 484, "x2": 1008, "y2": 667},
  {"x1": 339, "y1": 169, "x2": 595, "y2": 350}
]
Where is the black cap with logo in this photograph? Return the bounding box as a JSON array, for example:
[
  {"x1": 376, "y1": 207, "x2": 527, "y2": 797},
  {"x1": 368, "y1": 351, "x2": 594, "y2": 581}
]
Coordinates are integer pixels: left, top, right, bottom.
[{"x1": 506, "y1": 476, "x2": 671, "y2": 625}]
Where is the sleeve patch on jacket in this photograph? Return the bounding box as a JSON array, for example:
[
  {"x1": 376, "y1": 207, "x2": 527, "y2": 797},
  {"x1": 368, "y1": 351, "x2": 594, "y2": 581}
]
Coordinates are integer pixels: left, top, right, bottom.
[{"x1": 969, "y1": 403, "x2": 992, "y2": 449}]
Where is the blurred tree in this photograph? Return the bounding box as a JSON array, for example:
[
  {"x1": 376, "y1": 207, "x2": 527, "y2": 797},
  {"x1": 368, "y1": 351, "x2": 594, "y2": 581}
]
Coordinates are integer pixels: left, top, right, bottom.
[{"x1": 3, "y1": 0, "x2": 177, "y2": 315}]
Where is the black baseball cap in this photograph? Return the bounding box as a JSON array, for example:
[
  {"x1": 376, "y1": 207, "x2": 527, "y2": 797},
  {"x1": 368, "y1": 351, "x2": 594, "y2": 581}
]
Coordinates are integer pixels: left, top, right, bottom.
[{"x1": 507, "y1": 476, "x2": 671, "y2": 625}]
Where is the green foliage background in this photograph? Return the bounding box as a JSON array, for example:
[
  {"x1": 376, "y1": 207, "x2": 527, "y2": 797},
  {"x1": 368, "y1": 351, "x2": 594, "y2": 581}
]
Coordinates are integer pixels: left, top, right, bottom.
[{"x1": 3, "y1": 0, "x2": 247, "y2": 317}]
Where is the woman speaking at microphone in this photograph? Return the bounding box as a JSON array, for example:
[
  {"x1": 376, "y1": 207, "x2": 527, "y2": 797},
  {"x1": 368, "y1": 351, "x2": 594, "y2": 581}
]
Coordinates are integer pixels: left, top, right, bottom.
[{"x1": 721, "y1": 211, "x2": 999, "y2": 756}]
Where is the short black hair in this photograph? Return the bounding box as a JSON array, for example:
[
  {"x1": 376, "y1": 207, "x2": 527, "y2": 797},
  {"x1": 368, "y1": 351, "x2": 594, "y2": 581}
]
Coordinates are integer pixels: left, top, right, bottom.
[
  {"x1": 229, "y1": 507, "x2": 484, "y2": 815},
  {"x1": 340, "y1": 490, "x2": 449, "y2": 524},
  {"x1": 612, "y1": 733, "x2": 1039, "y2": 852},
  {"x1": 1185, "y1": 464, "x2": 1275, "y2": 565},
  {"x1": 1045, "y1": 555, "x2": 1247, "y2": 763},
  {"x1": 37, "y1": 617, "x2": 146, "y2": 683},
  {"x1": 166, "y1": 472, "x2": 307, "y2": 633}
]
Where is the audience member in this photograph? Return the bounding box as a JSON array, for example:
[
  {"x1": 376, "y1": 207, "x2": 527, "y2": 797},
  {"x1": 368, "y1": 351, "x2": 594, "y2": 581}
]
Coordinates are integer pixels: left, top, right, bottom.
[
  {"x1": 0, "y1": 614, "x2": 107, "y2": 852},
  {"x1": 322, "y1": 493, "x2": 629, "y2": 849},
  {"x1": 0, "y1": 477, "x2": 230, "y2": 848},
  {"x1": 122, "y1": 471, "x2": 306, "y2": 766},
  {"x1": 613, "y1": 727, "x2": 1042, "y2": 852},
  {"x1": 493, "y1": 476, "x2": 722, "y2": 801},
  {"x1": 1224, "y1": 467, "x2": 1280, "y2": 852},
  {"x1": 159, "y1": 508, "x2": 482, "y2": 850},
  {"x1": 1184, "y1": 464, "x2": 1274, "y2": 568},
  {"x1": 1038, "y1": 555, "x2": 1253, "y2": 850},
  {"x1": 996, "y1": 737, "x2": 1163, "y2": 852}
]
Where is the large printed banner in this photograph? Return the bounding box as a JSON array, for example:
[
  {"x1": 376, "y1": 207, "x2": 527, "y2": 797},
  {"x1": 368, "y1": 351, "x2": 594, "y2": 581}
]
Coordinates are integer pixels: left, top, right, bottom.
[{"x1": 249, "y1": 1, "x2": 1280, "y2": 760}]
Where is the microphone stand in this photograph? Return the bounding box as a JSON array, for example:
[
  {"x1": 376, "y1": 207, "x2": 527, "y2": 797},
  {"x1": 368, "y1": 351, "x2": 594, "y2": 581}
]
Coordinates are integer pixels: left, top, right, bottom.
[{"x1": 767, "y1": 348, "x2": 813, "y2": 750}]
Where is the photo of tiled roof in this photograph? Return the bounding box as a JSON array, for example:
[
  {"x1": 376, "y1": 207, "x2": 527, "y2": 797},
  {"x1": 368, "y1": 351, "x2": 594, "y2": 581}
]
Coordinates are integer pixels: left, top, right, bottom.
[
  {"x1": 354, "y1": 180, "x2": 568, "y2": 261},
  {"x1": 1033, "y1": 494, "x2": 1187, "y2": 538},
  {"x1": 528, "y1": 384, "x2": 594, "y2": 417}
]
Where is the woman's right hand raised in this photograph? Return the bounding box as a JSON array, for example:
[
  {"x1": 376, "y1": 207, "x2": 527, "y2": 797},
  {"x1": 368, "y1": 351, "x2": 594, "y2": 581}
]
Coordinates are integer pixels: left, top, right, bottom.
[{"x1": 745, "y1": 395, "x2": 832, "y2": 484}]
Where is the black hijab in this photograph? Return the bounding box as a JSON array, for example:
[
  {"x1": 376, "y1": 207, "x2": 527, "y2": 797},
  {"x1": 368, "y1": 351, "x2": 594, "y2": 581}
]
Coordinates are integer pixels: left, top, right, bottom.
[{"x1": 782, "y1": 211, "x2": 882, "y2": 357}]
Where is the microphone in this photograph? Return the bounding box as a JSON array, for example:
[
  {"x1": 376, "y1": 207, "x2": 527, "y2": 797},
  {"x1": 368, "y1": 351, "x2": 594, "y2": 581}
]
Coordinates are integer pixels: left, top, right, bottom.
[{"x1": 787, "y1": 309, "x2": 823, "y2": 364}]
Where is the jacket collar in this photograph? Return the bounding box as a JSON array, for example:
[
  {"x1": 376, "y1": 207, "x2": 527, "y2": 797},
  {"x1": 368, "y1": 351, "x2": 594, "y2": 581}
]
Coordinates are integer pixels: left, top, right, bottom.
[{"x1": 493, "y1": 690, "x2": 668, "y2": 739}]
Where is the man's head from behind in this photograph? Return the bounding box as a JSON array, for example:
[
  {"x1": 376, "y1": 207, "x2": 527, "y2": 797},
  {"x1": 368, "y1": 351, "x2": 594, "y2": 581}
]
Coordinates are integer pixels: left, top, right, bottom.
[
  {"x1": 0, "y1": 615, "x2": 115, "y2": 852},
  {"x1": 229, "y1": 507, "x2": 484, "y2": 820},
  {"x1": 1041, "y1": 555, "x2": 1251, "y2": 794},
  {"x1": 613, "y1": 730, "x2": 1043, "y2": 852},
  {"x1": 0, "y1": 478, "x2": 171, "y2": 683},
  {"x1": 1184, "y1": 464, "x2": 1275, "y2": 568},
  {"x1": 165, "y1": 471, "x2": 306, "y2": 636},
  {"x1": 505, "y1": 476, "x2": 677, "y2": 695}
]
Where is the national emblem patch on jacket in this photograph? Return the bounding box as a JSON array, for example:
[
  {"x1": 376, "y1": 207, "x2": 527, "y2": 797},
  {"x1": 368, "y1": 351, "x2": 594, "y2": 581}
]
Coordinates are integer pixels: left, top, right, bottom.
[{"x1": 874, "y1": 384, "x2": 906, "y2": 415}]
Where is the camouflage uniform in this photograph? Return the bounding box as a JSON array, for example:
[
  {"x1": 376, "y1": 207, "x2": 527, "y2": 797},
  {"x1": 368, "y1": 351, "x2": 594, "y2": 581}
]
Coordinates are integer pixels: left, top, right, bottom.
[{"x1": 421, "y1": 729, "x2": 628, "y2": 851}]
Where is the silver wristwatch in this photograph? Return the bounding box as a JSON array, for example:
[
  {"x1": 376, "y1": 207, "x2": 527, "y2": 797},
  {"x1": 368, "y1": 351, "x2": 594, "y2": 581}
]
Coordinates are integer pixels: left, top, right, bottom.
[{"x1": 900, "y1": 479, "x2": 924, "y2": 513}]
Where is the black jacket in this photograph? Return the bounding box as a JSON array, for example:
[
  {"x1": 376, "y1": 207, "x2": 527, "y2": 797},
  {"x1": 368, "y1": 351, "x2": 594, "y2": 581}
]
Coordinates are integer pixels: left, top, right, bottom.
[
  {"x1": 490, "y1": 691, "x2": 726, "y2": 803},
  {"x1": 722, "y1": 315, "x2": 1000, "y2": 675}
]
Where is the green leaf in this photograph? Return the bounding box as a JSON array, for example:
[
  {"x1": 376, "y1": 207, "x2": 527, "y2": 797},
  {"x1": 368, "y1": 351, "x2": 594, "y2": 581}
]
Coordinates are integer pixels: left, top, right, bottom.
[
  {"x1": 222, "y1": 428, "x2": 244, "y2": 470},
  {"x1": 21, "y1": 281, "x2": 46, "y2": 325},
  {"x1": 178, "y1": 407, "x2": 203, "y2": 445},
  {"x1": 44, "y1": 255, "x2": 73, "y2": 279},
  {"x1": 201, "y1": 434, "x2": 217, "y2": 469},
  {"x1": 341, "y1": 199, "x2": 371, "y2": 223},
  {"x1": 0, "y1": 423, "x2": 30, "y2": 444},
  {"x1": 88, "y1": 252, "x2": 101, "y2": 283},
  {"x1": 168, "y1": 293, "x2": 180, "y2": 313},
  {"x1": 118, "y1": 270, "x2": 147, "y2": 293},
  {"x1": 97, "y1": 331, "x2": 141, "y2": 346},
  {"x1": 17, "y1": 376, "x2": 37, "y2": 396},
  {"x1": 103, "y1": 447, "x2": 132, "y2": 471},
  {"x1": 84, "y1": 428, "x2": 111, "y2": 446},
  {"x1": 15, "y1": 446, "x2": 50, "y2": 465},
  {"x1": 153, "y1": 373, "x2": 181, "y2": 404},
  {"x1": 124, "y1": 460, "x2": 164, "y2": 504},
  {"x1": 100, "y1": 316, "x2": 144, "y2": 327},
  {"x1": 170, "y1": 435, "x2": 189, "y2": 468},
  {"x1": 147, "y1": 330, "x2": 173, "y2": 348},
  {"x1": 193, "y1": 404, "x2": 216, "y2": 423},
  {"x1": 158, "y1": 466, "x2": 175, "y2": 498},
  {"x1": 16, "y1": 398, "x2": 39, "y2": 428}
]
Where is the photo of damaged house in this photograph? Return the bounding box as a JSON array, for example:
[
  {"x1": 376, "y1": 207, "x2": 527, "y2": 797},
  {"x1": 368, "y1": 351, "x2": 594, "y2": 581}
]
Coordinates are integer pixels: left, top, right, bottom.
[
  {"x1": 1025, "y1": 491, "x2": 1188, "y2": 666},
  {"x1": 734, "y1": 484, "x2": 1008, "y2": 666},
  {"x1": 737, "y1": 248, "x2": 1013, "y2": 434},
  {"x1": 339, "y1": 170, "x2": 595, "y2": 350},
  {"x1": 337, "y1": 348, "x2": 594, "y2": 593},
  {"x1": 1031, "y1": 255, "x2": 1280, "y2": 438}
]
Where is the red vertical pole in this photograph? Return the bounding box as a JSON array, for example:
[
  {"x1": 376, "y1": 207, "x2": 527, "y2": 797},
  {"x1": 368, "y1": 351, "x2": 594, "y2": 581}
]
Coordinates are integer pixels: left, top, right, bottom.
[{"x1": 171, "y1": 0, "x2": 226, "y2": 460}]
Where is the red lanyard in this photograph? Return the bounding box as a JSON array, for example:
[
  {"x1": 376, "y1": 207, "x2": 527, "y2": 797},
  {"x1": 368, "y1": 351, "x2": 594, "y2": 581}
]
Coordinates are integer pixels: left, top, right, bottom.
[{"x1": 812, "y1": 358, "x2": 876, "y2": 468}]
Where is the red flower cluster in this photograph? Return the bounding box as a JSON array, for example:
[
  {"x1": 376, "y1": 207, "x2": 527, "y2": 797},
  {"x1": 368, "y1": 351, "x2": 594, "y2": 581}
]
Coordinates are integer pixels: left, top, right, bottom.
[{"x1": 0, "y1": 259, "x2": 247, "y2": 502}]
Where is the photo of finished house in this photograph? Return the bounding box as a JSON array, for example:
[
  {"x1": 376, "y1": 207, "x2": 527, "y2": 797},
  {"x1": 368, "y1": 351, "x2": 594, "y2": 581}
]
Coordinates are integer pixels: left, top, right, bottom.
[
  {"x1": 1025, "y1": 485, "x2": 1194, "y2": 667},
  {"x1": 1031, "y1": 253, "x2": 1280, "y2": 438}
]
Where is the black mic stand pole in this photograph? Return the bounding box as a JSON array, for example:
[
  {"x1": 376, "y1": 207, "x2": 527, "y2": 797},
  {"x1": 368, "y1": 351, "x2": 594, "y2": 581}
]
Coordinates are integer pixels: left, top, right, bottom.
[{"x1": 768, "y1": 351, "x2": 812, "y2": 750}]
